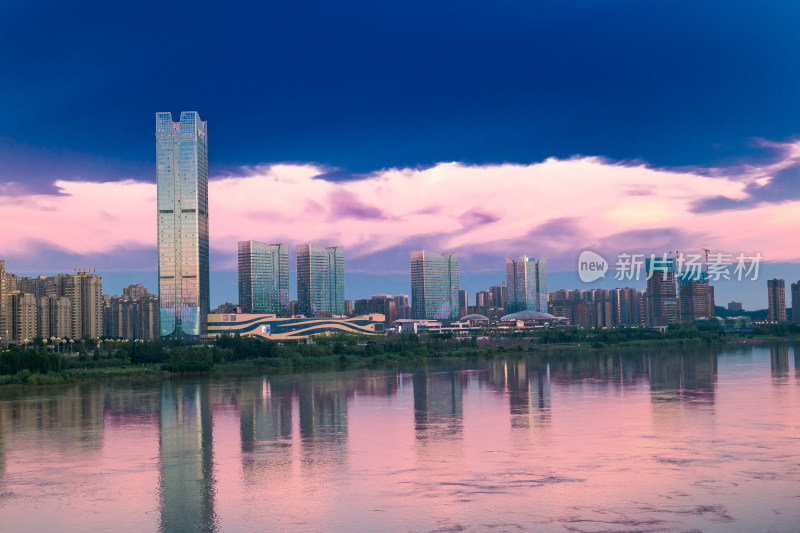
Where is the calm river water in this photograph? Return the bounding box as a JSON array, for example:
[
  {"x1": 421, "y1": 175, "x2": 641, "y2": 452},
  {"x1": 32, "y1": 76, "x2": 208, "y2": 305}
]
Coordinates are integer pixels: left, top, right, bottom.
[{"x1": 0, "y1": 344, "x2": 799, "y2": 532}]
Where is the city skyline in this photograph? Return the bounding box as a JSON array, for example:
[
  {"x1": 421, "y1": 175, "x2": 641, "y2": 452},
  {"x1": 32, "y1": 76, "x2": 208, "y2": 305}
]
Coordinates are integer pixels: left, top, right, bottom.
[{"x1": 2, "y1": 2, "x2": 799, "y2": 311}]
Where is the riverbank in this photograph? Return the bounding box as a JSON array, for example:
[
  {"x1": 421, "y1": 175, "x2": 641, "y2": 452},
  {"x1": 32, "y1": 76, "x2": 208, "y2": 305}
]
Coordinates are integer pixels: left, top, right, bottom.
[{"x1": 3, "y1": 329, "x2": 800, "y2": 390}]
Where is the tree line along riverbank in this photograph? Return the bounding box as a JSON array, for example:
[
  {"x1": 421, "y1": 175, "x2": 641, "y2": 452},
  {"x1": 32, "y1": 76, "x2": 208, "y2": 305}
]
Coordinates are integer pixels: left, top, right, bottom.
[{"x1": 2, "y1": 323, "x2": 800, "y2": 387}]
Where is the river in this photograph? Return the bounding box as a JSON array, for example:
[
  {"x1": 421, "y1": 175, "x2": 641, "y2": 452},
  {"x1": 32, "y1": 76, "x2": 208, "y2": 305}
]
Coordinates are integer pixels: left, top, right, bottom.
[{"x1": 0, "y1": 343, "x2": 798, "y2": 532}]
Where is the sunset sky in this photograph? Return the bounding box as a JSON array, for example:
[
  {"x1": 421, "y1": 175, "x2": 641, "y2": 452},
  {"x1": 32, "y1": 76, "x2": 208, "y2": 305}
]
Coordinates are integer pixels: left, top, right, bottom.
[{"x1": 2, "y1": 0, "x2": 799, "y2": 307}]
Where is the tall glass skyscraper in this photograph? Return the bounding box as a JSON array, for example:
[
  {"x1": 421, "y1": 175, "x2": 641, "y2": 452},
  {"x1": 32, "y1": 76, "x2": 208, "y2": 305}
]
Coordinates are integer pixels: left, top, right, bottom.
[
  {"x1": 410, "y1": 250, "x2": 459, "y2": 320},
  {"x1": 238, "y1": 241, "x2": 289, "y2": 314},
  {"x1": 296, "y1": 244, "x2": 344, "y2": 317},
  {"x1": 505, "y1": 255, "x2": 547, "y2": 313},
  {"x1": 156, "y1": 111, "x2": 209, "y2": 338}
]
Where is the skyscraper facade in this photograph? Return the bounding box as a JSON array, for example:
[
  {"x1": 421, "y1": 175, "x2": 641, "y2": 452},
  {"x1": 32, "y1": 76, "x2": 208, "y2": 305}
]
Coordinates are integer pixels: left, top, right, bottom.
[
  {"x1": 410, "y1": 250, "x2": 459, "y2": 320},
  {"x1": 505, "y1": 256, "x2": 547, "y2": 313},
  {"x1": 238, "y1": 241, "x2": 290, "y2": 314},
  {"x1": 296, "y1": 244, "x2": 344, "y2": 317},
  {"x1": 767, "y1": 278, "x2": 786, "y2": 322},
  {"x1": 791, "y1": 282, "x2": 800, "y2": 324},
  {"x1": 156, "y1": 111, "x2": 210, "y2": 338}
]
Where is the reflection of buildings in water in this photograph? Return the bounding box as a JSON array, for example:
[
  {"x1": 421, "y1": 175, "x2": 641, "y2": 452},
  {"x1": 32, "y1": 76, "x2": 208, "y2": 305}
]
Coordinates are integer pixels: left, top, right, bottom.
[
  {"x1": 770, "y1": 344, "x2": 790, "y2": 379},
  {"x1": 102, "y1": 387, "x2": 161, "y2": 426},
  {"x1": 510, "y1": 361, "x2": 551, "y2": 429},
  {"x1": 297, "y1": 377, "x2": 351, "y2": 478},
  {"x1": 0, "y1": 384, "x2": 105, "y2": 449},
  {"x1": 795, "y1": 345, "x2": 800, "y2": 379},
  {"x1": 159, "y1": 382, "x2": 217, "y2": 533},
  {"x1": 351, "y1": 371, "x2": 401, "y2": 398},
  {"x1": 413, "y1": 371, "x2": 463, "y2": 439},
  {"x1": 240, "y1": 378, "x2": 293, "y2": 453},
  {"x1": 647, "y1": 351, "x2": 717, "y2": 405},
  {"x1": 0, "y1": 404, "x2": 6, "y2": 478},
  {"x1": 298, "y1": 379, "x2": 349, "y2": 444},
  {"x1": 238, "y1": 378, "x2": 295, "y2": 481}
]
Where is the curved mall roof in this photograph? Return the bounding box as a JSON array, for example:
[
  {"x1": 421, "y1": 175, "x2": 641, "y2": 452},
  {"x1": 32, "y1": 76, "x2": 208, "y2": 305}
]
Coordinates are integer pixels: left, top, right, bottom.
[
  {"x1": 499, "y1": 309, "x2": 557, "y2": 321},
  {"x1": 461, "y1": 314, "x2": 490, "y2": 321}
]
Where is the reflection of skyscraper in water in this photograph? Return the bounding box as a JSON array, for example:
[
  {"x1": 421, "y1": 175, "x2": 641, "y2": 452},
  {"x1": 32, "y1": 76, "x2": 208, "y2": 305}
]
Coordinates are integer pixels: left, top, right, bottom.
[
  {"x1": 769, "y1": 344, "x2": 790, "y2": 379},
  {"x1": 648, "y1": 351, "x2": 717, "y2": 405},
  {"x1": 240, "y1": 378, "x2": 293, "y2": 453},
  {"x1": 159, "y1": 382, "x2": 217, "y2": 532},
  {"x1": 298, "y1": 378, "x2": 349, "y2": 444},
  {"x1": 490, "y1": 359, "x2": 551, "y2": 429},
  {"x1": 413, "y1": 372, "x2": 464, "y2": 439}
]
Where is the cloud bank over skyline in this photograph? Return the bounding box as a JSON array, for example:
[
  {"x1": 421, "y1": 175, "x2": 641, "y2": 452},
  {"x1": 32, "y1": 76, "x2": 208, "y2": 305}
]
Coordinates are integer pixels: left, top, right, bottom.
[{"x1": 2, "y1": 140, "x2": 799, "y2": 282}]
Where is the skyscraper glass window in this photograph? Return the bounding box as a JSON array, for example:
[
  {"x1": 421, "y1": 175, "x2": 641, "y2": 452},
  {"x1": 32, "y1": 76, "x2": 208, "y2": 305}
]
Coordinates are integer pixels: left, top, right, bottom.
[
  {"x1": 505, "y1": 255, "x2": 547, "y2": 313},
  {"x1": 410, "y1": 250, "x2": 459, "y2": 320},
  {"x1": 156, "y1": 111, "x2": 209, "y2": 338},
  {"x1": 296, "y1": 244, "x2": 344, "y2": 317},
  {"x1": 238, "y1": 241, "x2": 289, "y2": 314}
]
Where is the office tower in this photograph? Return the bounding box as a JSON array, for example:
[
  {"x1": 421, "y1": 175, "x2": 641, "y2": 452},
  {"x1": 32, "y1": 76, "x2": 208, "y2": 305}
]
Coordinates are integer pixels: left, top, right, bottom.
[
  {"x1": 679, "y1": 271, "x2": 714, "y2": 323},
  {"x1": 410, "y1": 250, "x2": 459, "y2": 320},
  {"x1": 645, "y1": 256, "x2": 679, "y2": 327},
  {"x1": 767, "y1": 278, "x2": 786, "y2": 322},
  {"x1": 156, "y1": 111, "x2": 210, "y2": 338},
  {"x1": 458, "y1": 290, "x2": 469, "y2": 318},
  {"x1": 505, "y1": 255, "x2": 547, "y2": 313},
  {"x1": 296, "y1": 244, "x2": 344, "y2": 317},
  {"x1": 344, "y1": 300, "x2": 353, "y2": 316},
  {"x1": 238, "y1": 241, "x2": 289, "y2": 314},
  {"x1": 490, "y1": 284, "x2": 507, "y2": 311}
]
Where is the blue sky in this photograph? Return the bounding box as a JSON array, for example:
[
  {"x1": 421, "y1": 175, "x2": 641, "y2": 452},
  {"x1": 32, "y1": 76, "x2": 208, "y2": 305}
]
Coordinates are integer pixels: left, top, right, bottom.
[{"x1": 1, "y1": 0, "x2": 799, "y2": 308}]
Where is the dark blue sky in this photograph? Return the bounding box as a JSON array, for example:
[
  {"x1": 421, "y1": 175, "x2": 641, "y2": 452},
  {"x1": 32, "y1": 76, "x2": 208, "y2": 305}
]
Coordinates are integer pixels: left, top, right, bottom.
[{"x1": 2, "y1": 0, "x2": 799, "y2": 185}]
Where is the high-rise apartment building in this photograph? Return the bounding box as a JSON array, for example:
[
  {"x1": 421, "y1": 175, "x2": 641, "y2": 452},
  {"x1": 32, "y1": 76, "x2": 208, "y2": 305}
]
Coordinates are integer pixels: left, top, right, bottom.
[
  {"x1": 645, "y1": 256, "x2": 679, "y2": 327},
  {"x1": 767, "y1": 278, "x2": 786, "y2": 322},
  {"x1": 0, "y1": 265, "x2": 104, "y2": 343},
  {"x1": 410, "y1": 250, "x2": 459, "y2": 320},
  {"x1": 353, "y1": 295, "x2": 397, "y2": 325},
  {"x1": 0, "y1": 260, "x2": 7, "y2": 343},
  {"x1": 238, "y1": 241, "x2": 290, "y2": 314},
  {"x1": 791, "y1": 282, "x2": 800, "y2": 324},
  {"x1": 103, "y1": 284, "x2": 159, "y2": 340},
  {"x1": 678, "y1": 271, "x2": 714, "y2": 323},
  {"x1": 296, "y1": 244, "x2": 344, "y2": 317},
  {"x1": 506, "y1": 255, "x2": 547, "y2": 313},
  {"x1": 68, "y1": 272, "x2": 104, "y2": 340},
  {"x1": 156, "y1": 111, "x2": 210, "y2": 338},
  {"x1": 394, "y1": 294, "x2": 411, "y2": 320}
]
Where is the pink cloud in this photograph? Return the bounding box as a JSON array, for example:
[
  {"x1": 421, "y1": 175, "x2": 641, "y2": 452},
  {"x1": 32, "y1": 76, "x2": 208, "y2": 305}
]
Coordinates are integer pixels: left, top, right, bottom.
[{"x1": 2, "y1": 146, "x2": 799, "y2": 272}]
